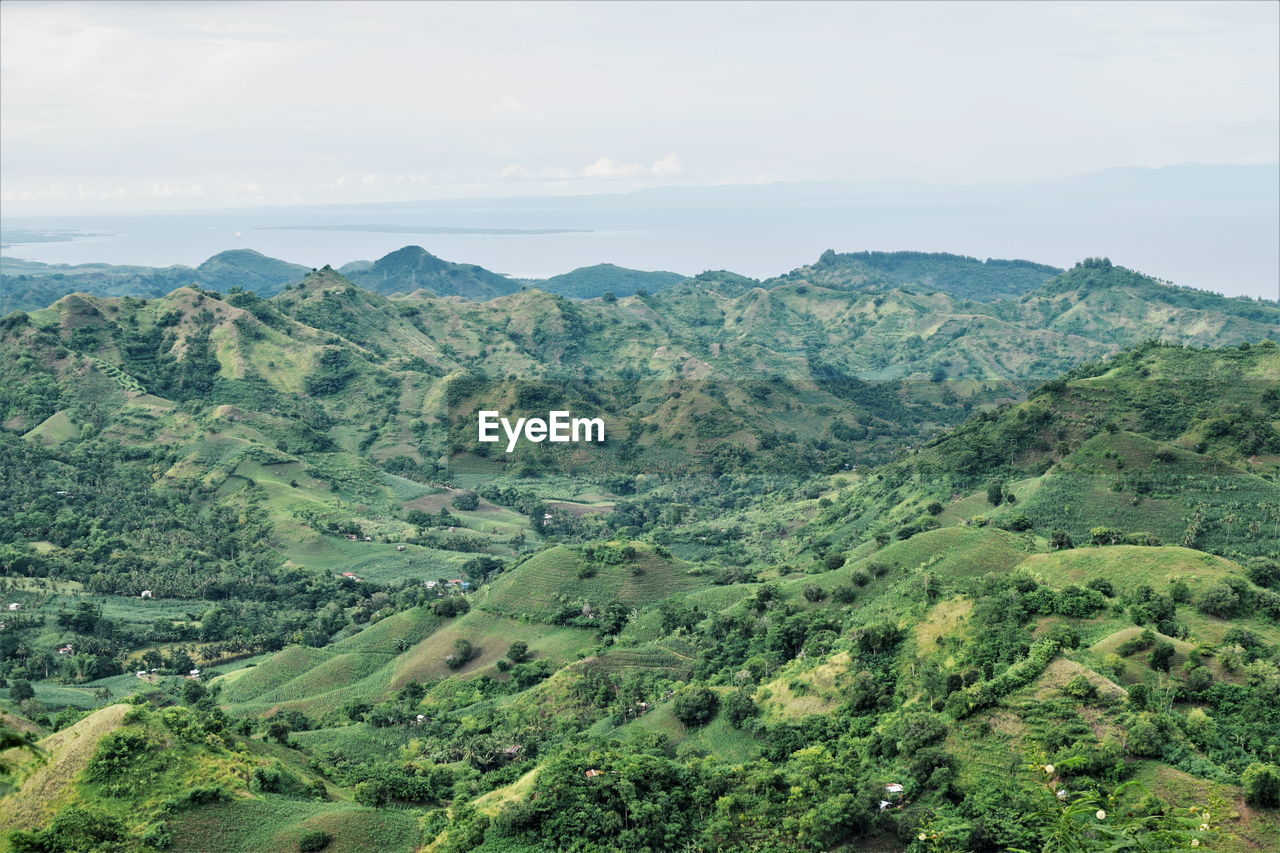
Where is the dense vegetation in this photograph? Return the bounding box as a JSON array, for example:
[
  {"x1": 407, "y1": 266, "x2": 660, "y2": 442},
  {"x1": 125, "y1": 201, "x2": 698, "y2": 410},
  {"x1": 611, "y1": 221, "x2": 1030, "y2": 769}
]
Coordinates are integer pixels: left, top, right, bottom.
[{"x1": 1, "y1": 250, "x2": 1278, "y2": 852}]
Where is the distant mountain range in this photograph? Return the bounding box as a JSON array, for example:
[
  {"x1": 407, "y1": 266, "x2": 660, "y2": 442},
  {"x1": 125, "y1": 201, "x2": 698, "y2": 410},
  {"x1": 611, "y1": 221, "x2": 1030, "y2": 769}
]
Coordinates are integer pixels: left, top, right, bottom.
[{"x1": 0, "y1": 245, "x2": 696, "y2": 312}]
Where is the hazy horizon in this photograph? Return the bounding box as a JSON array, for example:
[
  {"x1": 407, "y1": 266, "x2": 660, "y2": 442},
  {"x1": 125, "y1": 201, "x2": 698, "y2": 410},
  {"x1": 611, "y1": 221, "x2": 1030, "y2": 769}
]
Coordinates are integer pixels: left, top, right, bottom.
[
  {"x1": 3, "y1": 1, "x2": 1277, "y2": 213},
  {"x1": 1, "y1": 1, "x2": 1276, "y2": 298}
]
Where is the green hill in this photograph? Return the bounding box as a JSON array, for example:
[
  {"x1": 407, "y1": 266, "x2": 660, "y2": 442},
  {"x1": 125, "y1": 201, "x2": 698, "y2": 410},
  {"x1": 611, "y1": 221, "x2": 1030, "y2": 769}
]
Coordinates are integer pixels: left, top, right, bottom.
[
  {"x1": 3, "y1": 250, "x2": 1279, "y2": 853},
  {"x1": 532, "y1": 263, "x2": 686, "y2": 299},
  {"x1": 339, "y1": 245, "x2": 519, "y2": 299}
]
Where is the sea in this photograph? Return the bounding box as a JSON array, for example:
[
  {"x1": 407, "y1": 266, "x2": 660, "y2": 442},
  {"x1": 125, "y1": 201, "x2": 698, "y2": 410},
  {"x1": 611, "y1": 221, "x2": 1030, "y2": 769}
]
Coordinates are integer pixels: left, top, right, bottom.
[{"x1": 2, "y1": 193, "x2": 1277, "y2": 299}]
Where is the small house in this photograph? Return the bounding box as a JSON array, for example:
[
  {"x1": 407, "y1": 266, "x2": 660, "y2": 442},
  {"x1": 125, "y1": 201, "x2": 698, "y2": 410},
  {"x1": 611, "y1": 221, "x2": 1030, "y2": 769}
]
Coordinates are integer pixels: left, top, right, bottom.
[
  {"x1": 885, "y1": 783, "x2": 904, "y2": 795},
  {"x1": 543, "y1": 513, "x2": 553, "y2": 521},
  {"x1": 425, "y1": 581, "x2": 438, "y2": 589},
  {"x1": 502, "y1": 745, "x2": 522, "y2": 759},
  {"x1": 585, "y1": 769, "x2": 605, "y2": 779},
  {"x1": 140, "y1": 590, "x2": 153, "y2": 599},
  {"x1": 364, "y1": 536, "x2": 372, "y2": 542},
  {"x1": 189, "y1": 669, "x2": 200, "y2": 677},
  {"x1": 7, "y1": 603, "x2": 21, "y2": 611},
  {"x1": 396, "y1": 545, "x2": 406, "y2": 552},
  {"x1": 879, "y1": 800, "x2": 893, "y2": 811},
  {"x1": 57, "y1": 644, "x2": 74, "y2": 655},
  {"x1": 136, "y1": 671, "x2": 147, "y2": 678}
]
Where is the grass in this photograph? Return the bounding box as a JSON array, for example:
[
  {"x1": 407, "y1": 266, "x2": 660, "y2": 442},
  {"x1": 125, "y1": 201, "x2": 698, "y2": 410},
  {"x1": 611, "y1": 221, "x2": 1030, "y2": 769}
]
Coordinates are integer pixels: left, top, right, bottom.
[
  {"x1": 473, "y1": 767, "x2": 539, "y2": 816},
  {"x1": 478, "y1": 543, "x2": 709, "y2": 622},
  {"x1": 1127, "y1": 762, "x2": 1280, "y2": 853},
  {"x1": 0, "y1": 704, "x2": 132, "y2": 832},
  {"x1": 168, "y1": 798, "x2": 420, "y2": 853},
  {"x1": 606, "y1": 691, "x2": 762, "y2": 764},
  {"x1": 1008, "y1": 433, "x2": 1280, "y2": 560},
  {"x1": 391, "y1": 610, "x2": 594, "y2": 689},
  {"x1": 289, "y1": 722, "x2": 418, "y2": 759},
  {"x1": 758, "y1": 651, "x2": 852, "y2": 721},
  {"x1": 1019, "y1": 546, "x2": 1244, "y2": 596}
]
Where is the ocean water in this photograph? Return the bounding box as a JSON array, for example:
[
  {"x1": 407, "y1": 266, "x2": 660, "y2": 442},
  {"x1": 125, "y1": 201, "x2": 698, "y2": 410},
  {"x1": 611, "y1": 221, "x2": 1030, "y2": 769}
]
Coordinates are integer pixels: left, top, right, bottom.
[{"x1": 2, "y1": 196, "x2": 1277, "y2": 299}]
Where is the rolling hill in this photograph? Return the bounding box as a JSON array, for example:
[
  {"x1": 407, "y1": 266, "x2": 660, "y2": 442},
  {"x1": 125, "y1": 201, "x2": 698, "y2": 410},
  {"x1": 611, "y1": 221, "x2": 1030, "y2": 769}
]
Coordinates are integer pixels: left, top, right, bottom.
[{"x1": 1, "y1": 249, "x2": 1278, "y2": 853}]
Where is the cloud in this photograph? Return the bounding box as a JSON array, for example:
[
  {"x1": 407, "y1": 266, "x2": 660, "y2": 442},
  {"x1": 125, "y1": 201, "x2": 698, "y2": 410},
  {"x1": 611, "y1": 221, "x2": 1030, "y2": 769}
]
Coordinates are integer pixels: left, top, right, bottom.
[
  {"x1": 651, "y1": 153, "x2": 682, "y2": 176},
  {"x1": 489, "y1": 95, "x2": 525, "y2": 114},
  {"x1": 581, "y1": 154, "x2": 683, "y2": 179},
  {"x1": 582, "y1": 157, "x2": 645, "y2": 178}
]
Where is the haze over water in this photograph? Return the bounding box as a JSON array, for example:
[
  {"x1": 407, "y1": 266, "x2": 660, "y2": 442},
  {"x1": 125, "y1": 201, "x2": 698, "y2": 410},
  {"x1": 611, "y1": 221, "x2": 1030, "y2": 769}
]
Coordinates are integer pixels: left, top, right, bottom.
[{"x1": 4, "y1": 188, "x2": 1277, "y2": 299}]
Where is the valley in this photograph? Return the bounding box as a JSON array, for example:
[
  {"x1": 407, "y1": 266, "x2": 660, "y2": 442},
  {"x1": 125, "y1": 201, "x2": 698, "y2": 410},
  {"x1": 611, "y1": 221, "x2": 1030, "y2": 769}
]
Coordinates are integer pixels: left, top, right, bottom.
[{"x1": 0, "y1": 249, "x2": 1278, "y2": 852}]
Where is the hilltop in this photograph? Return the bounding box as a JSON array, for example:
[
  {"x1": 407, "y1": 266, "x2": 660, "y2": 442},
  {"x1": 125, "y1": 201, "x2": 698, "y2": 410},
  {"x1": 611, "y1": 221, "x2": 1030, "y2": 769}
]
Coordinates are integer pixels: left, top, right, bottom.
[
  {"x1": 339, "y1": 246, "x2": 520, "y2": 300},
  {"x1": 1, "y1": 251, "x2": 1278, "y2": 852}
]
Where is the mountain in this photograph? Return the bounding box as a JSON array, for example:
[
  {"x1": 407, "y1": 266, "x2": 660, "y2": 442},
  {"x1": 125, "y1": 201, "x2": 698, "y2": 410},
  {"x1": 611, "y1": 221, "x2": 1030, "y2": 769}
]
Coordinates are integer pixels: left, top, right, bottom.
[
  {"x1": 799, "y1": 250, "x2": 1062, "y2": 302},
  {"x1": 530, "y1": 263, "x2": 686, "y2": 299},
  {"x1": 0, "y1": 250, "x2": 310, "y2": 313},
  {"x1": 193, "y1": 250, "x2": 311, "y2": 297},
  {"x1": 338, "y1": 245, "x2": 520, "y2": 299},
  {"x1": 1, "y1": 254, "x2": 1279, "y2": 852}
]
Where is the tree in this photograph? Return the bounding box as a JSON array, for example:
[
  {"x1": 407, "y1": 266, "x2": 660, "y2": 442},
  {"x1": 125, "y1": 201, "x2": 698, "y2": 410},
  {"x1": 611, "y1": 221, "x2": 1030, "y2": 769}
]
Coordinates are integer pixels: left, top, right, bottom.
[
  {"x1": 1198, "y1": 581, "x2": 1242, "y2": 617},
  {"x1": 9, "y1": 679, "x2": 34, "y2": 703},
  {"x1": 452, "y1": 491, "x2": 480, "y2": 511},
  {"x1": 506, "y1": 641, "x2": 529, "y2": 663},
  {"x1": 802, "y1": 584, "x2": 827, "y2": 603},
  {"x1": 986, "y1": 481, "x2": 1005, "y2": 506},
  {"x1": 1127, "y1": 716, "x2": 1164, "y2": 757},
  {"x1": 1242, "y1": 763, "x2": 1280, "y2": 808},
  {"x1": 1050, "y1": 530, "x2": 1074, "y2": 550},
  {"x1": 446, "y1": 638, "x2": 474, "y2": 670},
  {"x1": 672, "y1": 685, "x2": 719, "y2": 727},
  {"x1": 266, "y1": 719, "x2": 291, "y2": 745},
  {"x1": 723, "y1": 689, "x2": 758, "y2": 728},
  {"x1": 1148, "y1": 640, "x2": 1175, "y2": 672}
]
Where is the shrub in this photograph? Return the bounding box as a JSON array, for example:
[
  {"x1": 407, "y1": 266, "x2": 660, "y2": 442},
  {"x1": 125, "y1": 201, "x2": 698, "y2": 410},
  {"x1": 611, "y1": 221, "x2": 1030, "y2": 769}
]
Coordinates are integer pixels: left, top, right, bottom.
[
  {"x1": 1148, "y1": 640, "x2": 1175, "y2": 672},
  {"x1": 723, "y1": 689, "x2": 758, "y2": 728},
  {"x1": 1242, "y1": 763, "x2": 1280, "y2": 808},
  {"x1": 452, "y1": 491, "x2": 480, "y2": 511},
  {"x1": 299, "y1": 830, "x2": 333, "y2": 852},
  {"x1": 433, "y1": 596, "x2": 470, "y2": 617},
  {"x1": 1062, "y1": 674, "x2": 1097, "y2": 700},
  {"x1": 802, "y1": 584, "x2": 827, "y2": 603},
  {"x1": 1086, "y1": 577, "x2": 1114, "y2": 597},
  {"x1": 1198, "y1": 581, "x2": 1242, "y2": 617},
  {"x1": 1127, "y1": 714, "x2": 1167, "y2": 757},
  {"x1": 831, "y1": 585, "x2": 857, "y2": 603},
  {"x1": 446, "y1": 638, "x2": 475, "y2": 670},
  {"x1": 672, "y1": 686, "x2": 719, "y2": 727}
]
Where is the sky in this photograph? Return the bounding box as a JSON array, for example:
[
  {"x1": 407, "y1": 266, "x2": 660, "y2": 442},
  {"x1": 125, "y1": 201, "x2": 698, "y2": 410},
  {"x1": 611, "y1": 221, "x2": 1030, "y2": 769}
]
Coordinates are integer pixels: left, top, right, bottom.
[{"x1": 0, "y1": 0, "x2": 1277, "y2": 214}]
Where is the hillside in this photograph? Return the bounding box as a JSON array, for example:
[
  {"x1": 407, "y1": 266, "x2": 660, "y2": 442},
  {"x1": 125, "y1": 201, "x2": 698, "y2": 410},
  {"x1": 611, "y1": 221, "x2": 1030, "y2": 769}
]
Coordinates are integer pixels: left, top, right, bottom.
[
  {"x1": 0, "y1": 251, "x2": 310, "y2": 313},
  {"x1": 339, "y1": 245, "x2": 520, "y2": 299},
  {"x1": 530, "y1": 263, "x2": 686, "y2": 299},
  {"x1": 1, "y1": 255, "x2": 1278, "y2": 852},
  {"x1": 799, "y1": 249, "x2": 1062, "y2": 301}
]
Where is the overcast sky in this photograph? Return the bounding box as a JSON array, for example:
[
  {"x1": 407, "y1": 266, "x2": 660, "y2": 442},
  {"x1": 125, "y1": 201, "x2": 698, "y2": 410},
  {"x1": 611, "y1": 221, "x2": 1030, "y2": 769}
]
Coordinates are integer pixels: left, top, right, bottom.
[{"x1": 1, "y1": 0, "x2": 1277, "y2": 214}]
